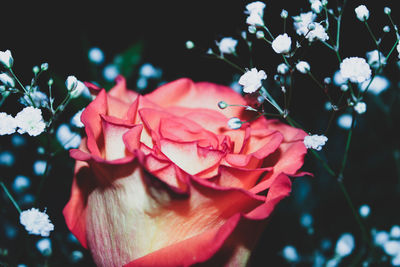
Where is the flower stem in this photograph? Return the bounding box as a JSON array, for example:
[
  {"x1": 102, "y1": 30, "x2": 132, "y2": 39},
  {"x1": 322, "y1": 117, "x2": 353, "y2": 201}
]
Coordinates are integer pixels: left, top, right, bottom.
[
  {"x1": 8, "y1": 69, "x2": 37, "y2": 108},
  {"x1": 0, "y1": 181, "x2": 22, "y2": 213},
  {"x1": 338, "y1": 112, "x2": 356, "y2": 179}
]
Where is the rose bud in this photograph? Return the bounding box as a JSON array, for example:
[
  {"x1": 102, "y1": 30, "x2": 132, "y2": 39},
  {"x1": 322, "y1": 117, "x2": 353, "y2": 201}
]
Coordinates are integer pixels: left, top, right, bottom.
[{"x1": 63, "y1": 76, "x2": 308, "y2": 267}]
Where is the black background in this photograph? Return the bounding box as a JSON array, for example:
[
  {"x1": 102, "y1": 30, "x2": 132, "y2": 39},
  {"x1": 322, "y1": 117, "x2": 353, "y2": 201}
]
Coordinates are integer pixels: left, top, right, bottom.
[{"x1": 1, "y1": 0, "x2": 400, "y2": 266}]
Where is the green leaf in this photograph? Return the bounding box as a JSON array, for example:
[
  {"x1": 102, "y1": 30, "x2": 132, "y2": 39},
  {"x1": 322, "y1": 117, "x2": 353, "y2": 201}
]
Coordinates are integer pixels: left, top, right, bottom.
[{"x1": 113, "y1": 41, "x2": 144, "y2": 79}]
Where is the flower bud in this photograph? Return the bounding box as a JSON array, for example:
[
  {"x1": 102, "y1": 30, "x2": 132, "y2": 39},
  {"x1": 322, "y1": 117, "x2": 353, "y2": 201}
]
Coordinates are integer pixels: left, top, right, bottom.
[
  {"x1": 280, "y1": 9, "x2": 288, "y2": 19},
  {"x1": 33, "y1": 66, "x2": 40, "y2": 75},
  {"x1": 384, "y1": 7, "x2": 391, "y2": 15},
  {"x1": 41, "y1": 63, "x2": 49, "y2": 71},
  {"x1": 256, "y1": 31, "x2": 265, "y2": 39},
  {"x1": 65, "y1": 76, "x2": 78, "y2": 91},
  {"x1": 227, "y1": 117, "x2": 242, "y2": 130},
  {"x1": 0, "y1": 50, "x2": 13, "y2": 69},
  {"x1": 308, "y1": 23, "x2": 316, "y2": 31},
  {"x1": 185, "y1": 40, "x2": 194, "y2": 50},
  {"x1": 383, "y1": 26, "x2": 390, "y2": 33},
  {"x1": 248, "y1": 25, "x2": 257, "y2": 34},
  {"x1": 218, "y1": 101, "x2": 228, "y2": 109},
  {"x1": 48, "y1": 78, "x2": 54, "y2": 87}
]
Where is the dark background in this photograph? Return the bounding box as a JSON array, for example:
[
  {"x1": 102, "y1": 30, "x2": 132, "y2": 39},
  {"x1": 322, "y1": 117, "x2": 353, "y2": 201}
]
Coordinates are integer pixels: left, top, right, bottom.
[{"x1": 1, "y1": 0, "x2": 399, "y2": 266}]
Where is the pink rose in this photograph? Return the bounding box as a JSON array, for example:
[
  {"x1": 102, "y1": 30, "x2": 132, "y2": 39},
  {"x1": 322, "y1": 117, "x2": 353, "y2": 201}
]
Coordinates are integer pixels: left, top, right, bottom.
[{"x1": 63, "y1": 76, "x2": 308, "y2": 266}]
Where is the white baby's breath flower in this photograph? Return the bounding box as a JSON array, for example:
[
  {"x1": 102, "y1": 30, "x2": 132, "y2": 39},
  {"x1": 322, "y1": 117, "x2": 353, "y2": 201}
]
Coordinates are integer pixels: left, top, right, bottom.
[
  {"x1": 335, "y1": 233, "x2": 355, "y2": 257},
  {"x1": 337, "y1": 114, "x2": 353, "y2": 130},
  {"x1": 355, "y1": 5, "x2": 369, "y2": 21},
  {"x1": 354, "y1": 102, "x2": 366, "y2": 114},
  {"x1": 65, "y1": 75, "x2": 78, "y2": 91},
  {"x1": 366, "y1": 50, "x2": 386, "y2": 69},
  {"x1": 0, "y1": 73, "x2": 15, "y2": 87},
  {"x1": 217, "y1": 37, "x2": 238, "y2": 55},
  {"x1": 0, "y1": 50, "x2": 13, "y2": 69},
  {"x1": 311, "y1": 0, "x2": 323, "y2": 14},
  {"x1": 340, "y1": 57, "x2": 371, "y2": 83},
  {"x1": 383, "y1": 25, "x2": 390, "y2": 33},
  {"x1": 227, "y1": 117, "x2": 242, "y2": 130},
  {"x1": 15, "y1": 107, "x2": 46, "y2": 136},
  {"x1": 304, "y1": 134, "x2": 328, "y2": 151},
  {"x1": 359, "y1": 75, "x2": 389, "y2": 95},
  {"x1": 139, "y1": 63, "x2": 162, "y2": 79},
  {"x1": 238, "y1": 68, "x2": 267, "y2": 93},
  {"x1": 281, "y1": 9, "x2": 288, "y2": 19},
  {"x1": 20, "y1": 88, "x2": 48, "y2": 108},
  {"x1": 70, "y1": 109, "x2": 85, "y2": 128},
  {"x1": 70, "y1": 80, "x2": 88, "y2": 99},
  {"x1": 20, "y1": 208, "x2": 54, "y2": 237},
  {"x1": 0, "y1": 112, "x2": 17, "y2": 135},
  {"x1": 293, "y1": 12, "x2": 317, "y2": 36},
  {"x1": 245, "y1": 1, "x2": 266, "y2": 16},
  {"x1": 277, "y1": 63, "x2": 289, "y2": 74},
  {"x1": 296, "y1": 61, "x2": 310, "y2": 73},
  {"x1": 185, "y1": 40, "x2": 195, "y2": 50},
  {"x1": 397, "y1": 42, "x2": 400, "y2": 59},
  {"x1": 88, "y1": 47, "x2": 104, "y2": 65},
  {"x1": 56, "y1": 124, "x2": 81, "y2": 149},
  {"x1": 272, "y1": 33, "x2": 292, "y2": 54},
  {"x1": 256, "y1": 31, "x2": 265, "y2": 39},
  {"x1": 384, "y1": 7, "x2": 391, "y2": 15},
  {"x1": 246, "y1": 12, "x2": 264, "y2": 26},
  {"x1": 307, "y1": 23, "x2": 329, "y2": 42}
]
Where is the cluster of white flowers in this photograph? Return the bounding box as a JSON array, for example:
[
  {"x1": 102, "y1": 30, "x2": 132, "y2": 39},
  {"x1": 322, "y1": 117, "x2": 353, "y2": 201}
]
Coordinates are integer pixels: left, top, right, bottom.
[
  {"x1": 306, "y1": 23, "x2": 329, "y2": 42},
  {"x1": 0, "y1": 107, "x2": 46, "y2": 136},
  {"x1": 217, "y1": 37, "x2": 238, "y2": 55},
  {"x1": 293, "y1": 11, "x2": 316, "y2": 36},
  {"x1": 20, "y1": 208, "x2": 54, "y2": 237},
  {"x1": 238, "y1": 68, "x2": 267, "y2": 93},
  {"x1": 339, "y1": 57, "x2": 372, "y2": 83},
  {"x1": 304, "y1": 134, "x2": 328, "y2": 151},
  {"x1": 245, "y1": 1, "x2": 266, "y2": 27},
  {"x1": 272, "y1": 33, "x2": 292, "y2": 54}
]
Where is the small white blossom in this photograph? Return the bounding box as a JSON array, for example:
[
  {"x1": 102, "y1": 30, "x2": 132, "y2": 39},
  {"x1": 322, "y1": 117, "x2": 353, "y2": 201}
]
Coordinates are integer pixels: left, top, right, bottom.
[
  {"x1": 71, "y1": 80, "x2": 88, "y2": 99},
  {"x1": 366, "y1": 50, "x2": 386, "y2": 69},
  {"x1": 293, "y1": 12, "x2": 317, "y2": 36},
  {"x1": 304, "y1": 134, "x2": 328, "y2": 151},
  {"x1": 70, "y1": 109, "x2": 85, "y2": 128},
  {"x1": 15, "y1": 106, "x2": 46, "y2": 136},
  {"x1": 246, "y1": 12, "x2": 265, "y2": 26},
  {"x1": 391, "y1": 225, "x2": 400, "y2": 239},
  {"x1": 0, "y1": 112, "x2": 17, "y2": 135},
  {"x1": 383, "y1": 25, "x2": 390, "y2": 33},
  {"x1": 185, "y1": 40, "x2": 194, "y2": 50},
  {"x1": 20, "y1": 208, "x2": 54, "y2": 237},
  {"x1": 139, "y1": 63, "x2": 162, "y2": 79},
  {"x1": 397, "y1": 42, "x2": 400, "y2": 59},
  {"x1": 56, "y1": 124, "x2": 81, "y2": 149},
  {"x1": 103, "y1": 64, "x2": 119, "y2": 82},
  {"x1": 0, "y1": 50, "x2": 13, "y2": 69},
  {"x1": 88, "y1": 47, "x2": 105, "y2": 65},
  {"x1": 335, "y1": 233, "x2": 355, "y2": 257},
  {"x1": 354, "y1": 102, "x2": 366, "y2": 114},
  {"x1": 383, "y1": 241, "x2": 400, "y2": 256},
  {"x1": 280, "y1": 9, "x2": 288, "y2": 19},
  {"x1": 245, "y1": 1, "x2": 266, "y2": 16},
  {"x1": 277, "y1": 63, "x2": 289, "y2": 74},
  {"x1": 36, "y1": 238, "x2": 52, "y2": 257},
  {"x1": 0, "y1": 73, "x2": 15, "y2": 87},
  {"x1": 227, "y1": 117, "x2": 242, "y2": 130},
  {"x1": 296, "y1": 61, "x2": 310, "y2": 73},
  {"x1": 248, "y1": 25, "x2": 257, "y2": 34},
  {"x1": 359, "y1": 204, "x2": 370, "y2": 218},
  {"x1": 20, "y1": 88, "x2": 48, "y2": 108},
  {"x1": 256, "y1": 31, "x2": 265, "y2": 39},
  {"x1": 282, "y1": 245, "x2": 299, "y2": 262},
  {"x1": 307, "y1": 23, "x2": 329, "y2": 42},
  {"x1": 384, "y1": 7, "x2": 391, "y2": 15},
  {"x1": 217, "y1": 37, "x2": 238, "y2": 55},
  {"x1": 355, "y1": 5, "x2": 369, "y2": 21},
  {"x1": 333, "y1": 70, "x2": 347, "y2": 86},
  {"x1": 12, "y1": 175, "x2": 31, "y2": 193},
  {"x1": 238, "y1": 68, "x2": 267, "y2": 93},
  {"x1": 339, "y1": 57, "x2": 371, "y2": 83},
  {"x1": 374, "y1": 230, "x2": 389, "y2": 246},
  {"x1": 311, "y1": 0, "x2": 323, "y2": 14},
  {"x1": 272, "y1": 33, "x2": 292, "y2": 54},
  {"x1": 337, "y1": 114, "x2": 353, "y2": 130},
  {"x1": 33, "y1": 160, "x2": 47, "y2": 176}
]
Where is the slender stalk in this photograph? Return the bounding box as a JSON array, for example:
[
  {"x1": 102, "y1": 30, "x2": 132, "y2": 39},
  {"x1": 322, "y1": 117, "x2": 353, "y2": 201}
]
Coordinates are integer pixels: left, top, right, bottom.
[
  {"x1": 8, "y1": 69, "x2": 37, "y2": 108},
  {"x1": 1, "y1": 181, "x2": 22, "y2": 213},
  {"x1": 364, "y1": 21, "x2": 379, "y2": 45}
]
